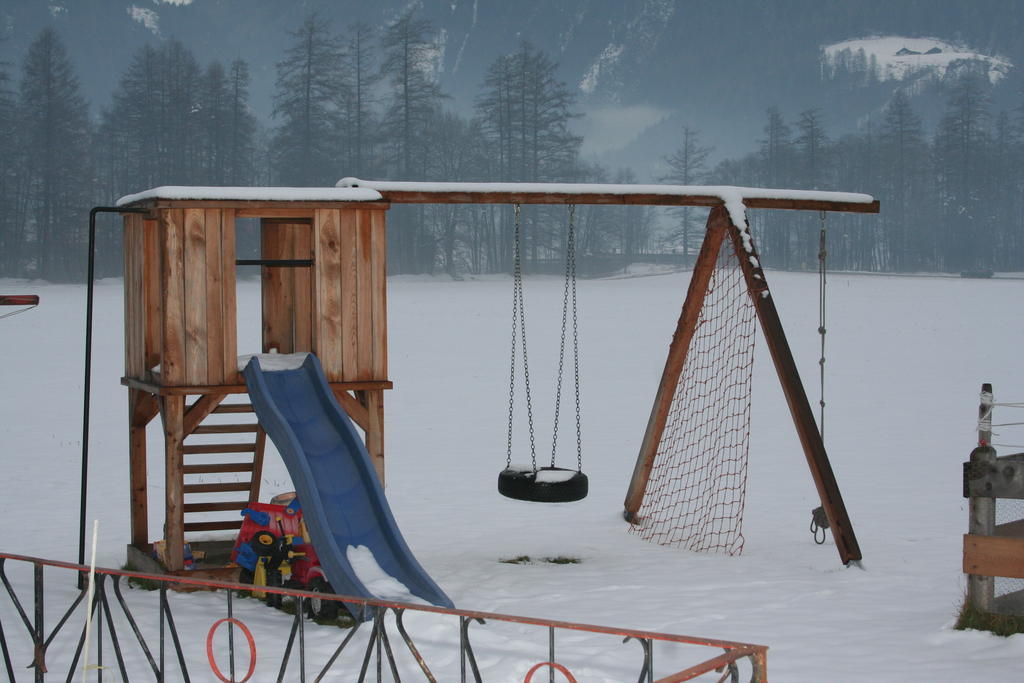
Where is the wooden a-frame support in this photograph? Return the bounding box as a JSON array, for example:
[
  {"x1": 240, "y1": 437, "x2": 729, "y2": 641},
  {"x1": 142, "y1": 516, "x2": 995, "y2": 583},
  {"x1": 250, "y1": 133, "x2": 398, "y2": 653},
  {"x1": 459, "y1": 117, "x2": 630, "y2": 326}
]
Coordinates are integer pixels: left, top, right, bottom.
[{"x1": 623, "y1": 205, "x2": 862, "y2": 565}]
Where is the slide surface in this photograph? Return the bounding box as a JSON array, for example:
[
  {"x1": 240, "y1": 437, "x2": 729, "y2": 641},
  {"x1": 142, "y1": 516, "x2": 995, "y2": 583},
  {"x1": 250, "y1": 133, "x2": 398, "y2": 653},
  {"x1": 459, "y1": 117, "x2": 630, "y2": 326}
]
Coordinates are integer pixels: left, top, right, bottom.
[{"x1": 243, "y1": 354, "x2": 454, "y2": 620}]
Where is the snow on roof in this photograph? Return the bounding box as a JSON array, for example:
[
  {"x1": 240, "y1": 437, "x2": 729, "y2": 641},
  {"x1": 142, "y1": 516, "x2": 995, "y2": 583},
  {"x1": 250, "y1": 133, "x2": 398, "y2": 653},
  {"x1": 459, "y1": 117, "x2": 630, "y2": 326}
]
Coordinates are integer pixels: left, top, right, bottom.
[{"x1": 116, "y1": 185, "x2": 383, "y2": 206}]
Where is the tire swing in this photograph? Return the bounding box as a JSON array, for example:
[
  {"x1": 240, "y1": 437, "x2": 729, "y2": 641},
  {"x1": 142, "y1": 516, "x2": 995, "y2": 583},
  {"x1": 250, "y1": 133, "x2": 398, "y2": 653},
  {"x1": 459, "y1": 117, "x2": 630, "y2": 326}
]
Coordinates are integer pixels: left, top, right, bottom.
[{"x1": 498, "y1": 203, "x2": 588, "y2": 503}]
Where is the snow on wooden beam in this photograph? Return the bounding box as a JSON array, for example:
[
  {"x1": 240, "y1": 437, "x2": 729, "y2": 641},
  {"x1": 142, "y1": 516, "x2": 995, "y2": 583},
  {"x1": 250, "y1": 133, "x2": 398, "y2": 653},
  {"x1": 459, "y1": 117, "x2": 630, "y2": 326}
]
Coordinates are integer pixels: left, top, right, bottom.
[
  {"x1": 336, "y1": 178, "x2": 880, "y2": 213},
  {"x1": 116, "y1": 185, "x2": 383, "y2": 207}
]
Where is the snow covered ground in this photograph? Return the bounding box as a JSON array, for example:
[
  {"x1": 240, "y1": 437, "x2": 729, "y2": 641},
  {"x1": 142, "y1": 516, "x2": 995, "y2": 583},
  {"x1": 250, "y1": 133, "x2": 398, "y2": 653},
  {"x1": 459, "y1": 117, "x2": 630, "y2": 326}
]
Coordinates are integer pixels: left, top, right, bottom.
[{"x1": 1, "y1": 268, "x2": 1023, "y2": 680}]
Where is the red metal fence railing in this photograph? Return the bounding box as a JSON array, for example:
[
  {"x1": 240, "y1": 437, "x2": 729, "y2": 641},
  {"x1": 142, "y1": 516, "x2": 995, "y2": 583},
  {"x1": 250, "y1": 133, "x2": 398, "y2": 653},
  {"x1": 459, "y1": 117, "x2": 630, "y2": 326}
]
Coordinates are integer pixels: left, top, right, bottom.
[{"x1": 0, "y1": 551, "x2": 767, "y2": 681}]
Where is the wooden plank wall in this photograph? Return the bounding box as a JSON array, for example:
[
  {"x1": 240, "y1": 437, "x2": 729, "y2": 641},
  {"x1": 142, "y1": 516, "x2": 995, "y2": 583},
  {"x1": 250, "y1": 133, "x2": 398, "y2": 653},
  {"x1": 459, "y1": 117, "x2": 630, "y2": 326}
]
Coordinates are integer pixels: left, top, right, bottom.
[
  {"x1": 261, "y1": 219, "x2": 314, "y2": 354},
  {"x1": 158, "y1": 208, "x2": 238, "y2": 386},
  {"x1": 313, "y1": 208, "x2": 387, "y2": 383},
  {"x1": 124, "y1": 214, "x2": 146, "y2": 379}
]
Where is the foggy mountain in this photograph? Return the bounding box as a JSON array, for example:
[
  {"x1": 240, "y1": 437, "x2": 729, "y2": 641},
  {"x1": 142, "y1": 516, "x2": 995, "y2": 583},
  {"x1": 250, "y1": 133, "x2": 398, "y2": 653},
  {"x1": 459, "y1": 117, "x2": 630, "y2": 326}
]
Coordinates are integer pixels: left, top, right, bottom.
[{"x1": 2, "y1": 0, "x2": 1021, "y2": 177}]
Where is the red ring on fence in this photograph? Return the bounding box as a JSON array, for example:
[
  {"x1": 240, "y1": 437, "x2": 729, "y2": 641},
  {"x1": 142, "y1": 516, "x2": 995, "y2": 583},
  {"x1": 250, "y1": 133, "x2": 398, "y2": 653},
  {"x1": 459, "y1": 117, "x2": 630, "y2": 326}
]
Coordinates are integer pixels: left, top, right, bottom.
[
  {"x1": 206, "y1": 617, "x2": 257, "y2": 683},
  {"x1": 524, "y1": 661, "x2": 577, "y2": 682}
]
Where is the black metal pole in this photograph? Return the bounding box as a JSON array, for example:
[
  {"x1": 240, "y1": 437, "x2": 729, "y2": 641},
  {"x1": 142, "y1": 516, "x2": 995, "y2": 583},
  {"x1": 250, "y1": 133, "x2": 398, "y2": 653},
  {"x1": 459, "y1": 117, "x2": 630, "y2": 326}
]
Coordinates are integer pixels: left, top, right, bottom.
[{"x1": 80, "y1": 207, "x2": 148, "y2": 587}]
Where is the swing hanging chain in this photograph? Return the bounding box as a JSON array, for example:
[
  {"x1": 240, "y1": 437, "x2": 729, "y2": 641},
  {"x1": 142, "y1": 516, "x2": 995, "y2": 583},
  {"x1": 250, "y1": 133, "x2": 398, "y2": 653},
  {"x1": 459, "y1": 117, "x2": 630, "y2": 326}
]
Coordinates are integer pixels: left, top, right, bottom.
[
  {"x1": 549, "y1": 204, "x2": 582, "y2": 470},
  {"x1": 506, "y1": 203, "x2": 583, "y2": 475},
  {"x1": 570, "y1": 206, "x2": 583, "y2": 473},
  {"x1": 507, "y1": 203, "x2": 539, "y2": 470},
  {"x1": 817, "y1": 210, "x2": 827, "y2": 442}
]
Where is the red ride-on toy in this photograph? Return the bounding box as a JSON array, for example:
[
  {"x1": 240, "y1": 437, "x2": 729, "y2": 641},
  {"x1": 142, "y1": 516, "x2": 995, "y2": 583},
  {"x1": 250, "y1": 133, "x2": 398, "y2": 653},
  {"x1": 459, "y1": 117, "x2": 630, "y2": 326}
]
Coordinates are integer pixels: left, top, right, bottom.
[{"x1": 231, "y1": 498, "x2": 340, "y2": 620}]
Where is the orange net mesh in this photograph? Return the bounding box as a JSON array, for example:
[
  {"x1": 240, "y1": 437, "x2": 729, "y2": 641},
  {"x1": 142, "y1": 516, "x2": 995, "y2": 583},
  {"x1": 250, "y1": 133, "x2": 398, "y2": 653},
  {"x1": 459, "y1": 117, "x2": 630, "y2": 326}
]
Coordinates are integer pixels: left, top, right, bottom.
[{"x1": 630, "y1": 233, "x2": 756, "y2": 554}]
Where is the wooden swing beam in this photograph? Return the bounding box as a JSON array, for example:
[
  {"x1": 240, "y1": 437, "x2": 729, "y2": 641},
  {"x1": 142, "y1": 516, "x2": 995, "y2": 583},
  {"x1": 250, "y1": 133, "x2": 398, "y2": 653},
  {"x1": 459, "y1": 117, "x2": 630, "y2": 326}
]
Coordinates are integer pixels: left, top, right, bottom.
[{"x1": 339, "y1": 179, "x2": 881, "y2": 213}]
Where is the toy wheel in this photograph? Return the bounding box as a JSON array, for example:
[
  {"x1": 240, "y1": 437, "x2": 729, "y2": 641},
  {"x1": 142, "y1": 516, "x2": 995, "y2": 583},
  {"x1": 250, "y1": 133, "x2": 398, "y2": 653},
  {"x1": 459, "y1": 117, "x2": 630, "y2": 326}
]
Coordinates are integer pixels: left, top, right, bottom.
[
  {"x1": 306, "y1": 577, "x2": 339, "y2": 621},
  {"x1": 253, "y1": 531, "x2": 276, "y2": 547}
]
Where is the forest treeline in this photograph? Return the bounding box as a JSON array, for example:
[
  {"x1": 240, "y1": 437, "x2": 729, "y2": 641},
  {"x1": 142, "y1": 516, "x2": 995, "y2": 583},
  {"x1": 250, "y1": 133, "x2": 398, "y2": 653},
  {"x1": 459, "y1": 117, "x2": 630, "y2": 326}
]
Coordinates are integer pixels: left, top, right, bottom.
[{"x1": 1, "y1": 12, "x2": 1022, "y2": 281}]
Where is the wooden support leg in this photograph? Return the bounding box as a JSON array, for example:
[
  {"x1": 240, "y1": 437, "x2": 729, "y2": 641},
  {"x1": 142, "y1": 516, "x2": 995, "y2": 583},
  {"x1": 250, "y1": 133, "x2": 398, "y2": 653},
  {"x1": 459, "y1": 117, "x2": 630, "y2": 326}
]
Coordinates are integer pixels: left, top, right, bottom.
[
  {"x1": 358, "y1": 390, "x2": 386, "y2": 487},
  {"x1": 160, "y1": 395, "x2": 186, "y2": 571},
  {"x1": 129, "y1": 389, "x2": 158, "y2": 550},
  {"x1": 623, "y1": 208, "x2": 729, "y2": 521},
  {"x1": 724, "y1": 207, "x2": 863, "y2": 565}
]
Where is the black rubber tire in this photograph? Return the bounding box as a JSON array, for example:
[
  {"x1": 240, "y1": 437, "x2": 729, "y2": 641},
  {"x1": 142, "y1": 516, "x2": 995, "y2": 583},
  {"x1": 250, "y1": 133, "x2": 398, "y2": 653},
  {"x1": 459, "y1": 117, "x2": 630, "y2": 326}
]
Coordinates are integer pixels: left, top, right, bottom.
[
  {"x1": 498, "y1": 467, "x2": 589, "y2": 503},
  {"x1": 306, "y1": 576, "x2": 340, "y2": 621},
  {"x1": 237, "y1": 567, "x2": 254, "y2": 585}
]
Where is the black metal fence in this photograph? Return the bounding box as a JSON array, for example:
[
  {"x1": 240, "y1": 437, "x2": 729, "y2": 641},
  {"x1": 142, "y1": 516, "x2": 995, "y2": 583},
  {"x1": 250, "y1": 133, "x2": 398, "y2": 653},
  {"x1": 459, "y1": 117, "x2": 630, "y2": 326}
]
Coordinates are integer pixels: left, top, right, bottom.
[{"x1": 0, "y1": 552, "x2": 767, "y2": 682}]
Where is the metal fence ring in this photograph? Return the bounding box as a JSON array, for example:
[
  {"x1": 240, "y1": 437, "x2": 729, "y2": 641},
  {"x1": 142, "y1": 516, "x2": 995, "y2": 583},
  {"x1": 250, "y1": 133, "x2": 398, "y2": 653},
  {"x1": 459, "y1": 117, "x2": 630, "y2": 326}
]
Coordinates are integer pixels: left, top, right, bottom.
[
  {"x1": 524, "y1": 661, "x2": 578, "y2": 682},
  {"x1": 207, "y1": 617, "x2": 257, "y2": 682}
]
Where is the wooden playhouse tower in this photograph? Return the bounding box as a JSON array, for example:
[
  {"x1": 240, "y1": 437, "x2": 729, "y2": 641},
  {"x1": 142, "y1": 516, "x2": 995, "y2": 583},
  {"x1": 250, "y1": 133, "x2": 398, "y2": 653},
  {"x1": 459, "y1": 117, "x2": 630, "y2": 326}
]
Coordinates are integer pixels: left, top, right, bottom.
[{"x1": 118, "y1": 187, "x2": 392, "y2": 574}]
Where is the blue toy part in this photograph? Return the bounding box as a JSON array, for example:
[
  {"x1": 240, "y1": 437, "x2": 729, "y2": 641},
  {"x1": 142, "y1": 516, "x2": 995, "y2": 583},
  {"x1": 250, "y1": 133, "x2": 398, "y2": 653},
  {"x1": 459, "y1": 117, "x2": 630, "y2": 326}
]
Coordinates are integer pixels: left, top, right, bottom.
[
  {"x1": 236, "y1": 543, "x2": 259, "y2": 572},
  {"x1": 243, "y1": 354, "x2": 454, "y2": 621},
  {"x1": 286, "y1": 498, "x2": 302, "y2": 515},
  {"x1": 240, "y1": 507, "x2": 270, "y2": 526}
]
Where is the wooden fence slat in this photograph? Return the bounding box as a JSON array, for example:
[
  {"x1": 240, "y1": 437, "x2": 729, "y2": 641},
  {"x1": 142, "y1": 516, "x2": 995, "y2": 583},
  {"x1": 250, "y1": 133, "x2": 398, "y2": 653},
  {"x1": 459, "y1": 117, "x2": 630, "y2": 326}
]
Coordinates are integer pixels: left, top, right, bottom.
[
  {"x1": 315, "y1": 209, "x2": 344, "y2": 379},
  {"x1": 183, "y1": 208, "x2": 209, "y2": 385},
  {"x1": 160, "y1": 209, "x2": 187, "y2": 385},
  {"x1": 356, "y1": 210, "x2": 374, "y2": 381},
  {"x1": 261, "y1": 220, "x2": 291, "y2": 353},
  {"x1": 370, "y1": 210, "x2": 388, "y2": 379},
  {"x1": 340, "y1": 209, "x2": 359, "y2": 381},
  {"x1": 205, "y1": 209, "x2": 226, "y2": 384},
  {"x1": 294, "y1": 222, "x2": 314, "y2": 353},
  {"x1": 144, "y1": 218, "x2": 162, "y2": 371},
  {"x1": 124, "y1": 214, "x2": 145, "y2": 378},
  {"x1": 221, "y1": 209, "x2": 239, "y2": 384},
  {"x1": 964, "y1": 534, "x2": 1024, "y2": 580}
]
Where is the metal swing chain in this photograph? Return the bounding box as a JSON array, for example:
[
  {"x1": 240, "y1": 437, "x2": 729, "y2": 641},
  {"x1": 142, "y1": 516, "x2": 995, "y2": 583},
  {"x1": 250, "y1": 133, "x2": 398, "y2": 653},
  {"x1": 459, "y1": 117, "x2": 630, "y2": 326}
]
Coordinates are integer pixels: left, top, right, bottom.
[
  {"x1": 550, "y1": 205, "x2": 582, "y2": 471},
  {"x1": 507, "y1": 203, "x2": 539, "y2": 470},
  {"x1": 817, "y1": 210, "x2": 827, "y2": 442},
  {"x1": 811, "y1": 210, "x2": 829, "y2": 545}
]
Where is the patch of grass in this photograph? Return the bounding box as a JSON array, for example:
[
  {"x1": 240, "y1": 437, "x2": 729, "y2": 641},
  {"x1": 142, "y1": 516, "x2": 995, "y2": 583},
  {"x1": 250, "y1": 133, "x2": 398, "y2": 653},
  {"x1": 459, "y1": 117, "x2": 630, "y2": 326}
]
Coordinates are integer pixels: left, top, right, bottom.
[
  {"x1": 955, "y1": 599, "x2": 1024, "y2": 637},
  {"x1": 499, "y1": 555, "x2": 581, "y2": 565}
]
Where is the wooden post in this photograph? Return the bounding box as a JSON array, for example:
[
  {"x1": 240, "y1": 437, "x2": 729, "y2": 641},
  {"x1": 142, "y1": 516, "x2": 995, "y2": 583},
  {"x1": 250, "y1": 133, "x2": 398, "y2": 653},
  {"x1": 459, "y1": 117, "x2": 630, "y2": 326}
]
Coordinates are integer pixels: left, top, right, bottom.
[
  {"x1": 359, "y1": 389, "x2": 386, "y2": 486},
  {"x1": 128, "y1": 389, "x2": 157, "y2": 549},
  {"x1": 968, "y1": 383, "x2": 996, "y2": 611},
  {"x1": 160, "y1": 395, "x2": 186, "y2": 571},
  {"x1": 724, "y1": 208, "x2": 863, "y2": 565},
  {"x1": 623, "y1": 207, "x2": 730, "y2": 521}
]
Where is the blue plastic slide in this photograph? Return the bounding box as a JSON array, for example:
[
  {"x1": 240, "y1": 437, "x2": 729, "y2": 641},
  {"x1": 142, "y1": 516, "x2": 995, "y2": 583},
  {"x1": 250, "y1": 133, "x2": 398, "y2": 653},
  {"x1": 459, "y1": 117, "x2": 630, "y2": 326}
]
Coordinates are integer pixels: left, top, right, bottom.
[{"x1": 243, "y1": 354, "x2": 454, "y2": 620}]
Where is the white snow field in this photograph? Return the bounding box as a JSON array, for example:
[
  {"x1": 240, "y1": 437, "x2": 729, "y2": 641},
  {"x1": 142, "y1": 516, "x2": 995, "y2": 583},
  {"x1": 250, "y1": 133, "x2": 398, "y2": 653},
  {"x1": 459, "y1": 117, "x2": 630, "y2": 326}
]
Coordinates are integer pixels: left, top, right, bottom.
[{"x1": 2, "y1": 267, "x2": 1023, "y2": 681}]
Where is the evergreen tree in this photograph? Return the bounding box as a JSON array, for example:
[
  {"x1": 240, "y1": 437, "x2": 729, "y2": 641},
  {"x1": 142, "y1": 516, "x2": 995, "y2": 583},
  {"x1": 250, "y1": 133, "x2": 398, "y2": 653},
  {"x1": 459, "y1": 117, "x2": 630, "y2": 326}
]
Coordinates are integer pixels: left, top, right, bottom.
[
  {"x1": 100, "y1": 40, "x2": 204, "y2": 192},
  {"x1": 0, "y1": 63, "x2": 24, "y2": 275},
  {"x1": 17, "y1": 28, "x2": 94, "y2": 281},
  {"x1": 339, "y1": 23, "x2": 379, "y2": 178},
  {"x1": 198, "y1": 59, "x2": 257, "y2": 186},
  {"x1": 659, "y1": 125, "x2": 712, "y2": 260},
  {"x1": 272, "y1": 14, "x2": 345, "y2": 186},
  {"x1": 475, "y1": 42, "x2": 581, "y2": 268},
  {"x1": 879, "y1": 90, "x2": 928, "y2": 270},
  {"x1": 794, "y1": 108, "x2": 830, "y2": 189},
  {"x1": 758, "y1": 107, "x2": 795, "y2": 267},
  {"x1": 933, "y1": 72, "x2": 991, "y2": 271},
  {"x1": 380, "y1": 9, "x2": 447, "y2": 272},
  {"x1": 226, "y1": 59, "x2": 258, "y2": 185}
]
